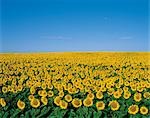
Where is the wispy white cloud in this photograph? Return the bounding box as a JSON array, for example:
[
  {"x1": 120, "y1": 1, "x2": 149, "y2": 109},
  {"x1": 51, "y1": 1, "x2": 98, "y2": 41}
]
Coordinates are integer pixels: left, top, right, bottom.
[{"x1": 40, "y1": 36, "x2": 73, "y2": 40}]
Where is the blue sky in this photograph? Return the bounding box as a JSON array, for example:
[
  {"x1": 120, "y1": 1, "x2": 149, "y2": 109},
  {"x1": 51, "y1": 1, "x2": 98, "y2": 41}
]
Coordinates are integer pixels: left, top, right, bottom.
[{"x1": 1, "y1": 0, "x2": 149, "y2": 52}]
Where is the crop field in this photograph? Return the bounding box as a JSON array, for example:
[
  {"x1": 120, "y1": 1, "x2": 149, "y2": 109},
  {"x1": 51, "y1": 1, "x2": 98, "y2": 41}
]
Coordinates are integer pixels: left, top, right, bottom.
[{"x1": 0, "y1": 52, "x2": 150, "y2": 118}]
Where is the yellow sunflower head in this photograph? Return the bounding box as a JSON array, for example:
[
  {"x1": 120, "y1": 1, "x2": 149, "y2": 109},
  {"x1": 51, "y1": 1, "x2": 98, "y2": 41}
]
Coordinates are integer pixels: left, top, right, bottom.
[
  {"x1": 96, "y1": 91, "x2": 103, "y2": 99},
  {"x1": 17, "y1": 85, "x2": 23, "y2": 92},
  {"x1": 137, "y1": 86, "x2": 144, "y2": 92},
  {"x1": 59, "y1": 100, "x2": 68, "y2": 109},
  {"x1": 47, "y1": 91, "x2": 54, "y2": 97},
  {"x1": 54, "y1": 96, "x2": 61, "y2": 106},
  {"x1": 41, "y1": 83, "x2": 47, "y2": 90},
  {"x1": 41, "y1": 97, "x2": 48, "y2": 105},
  {"x1": 28, "y1": 95, "x2": 35, "y2": 101},
  {"x1": 128, "y1": 105, "x2": 139, "y2": 115},
  {"x1": 58, "y1": 91, "x2": 64, "y2": 98},
  {"x1": 72, "y1": 98, "x2": 82, "y2": 108},
  {"x1": 68, "y1": 88, "x2": 74, "y2": 94},
  {"x1": 113, "y1": 91, "x2": 121, "y2": 99},
  {"x1": 131, "y1": 85, "x2": 137, "y2": 91},
  {"x1": 2, "y1": 86, "x2": 8, "y2": 94},
  {"x1": 30, "y1": 87, "x2": 36, "y2": 95},
  {"x1": 64, "y1": 94, "x2": 72, "y2": 102},
  {"x1": 38, "y1": 90, "x2": 43, "y2": 96},
  {"x1": 140, "y1": 106, "x2": 148, "y2": 115},
  {"x1": 41, "y1": 90, "x2": 47, "y2": 97},
  {"x1": 134, "y1": 92, "x2": 142, "y2": 102},
  {"x1": 96, "y1": 101, "x2": 105, "y2": 110},
  {"x1": 83, "y1": 98, "x2": 93, "y2": 107},
  {"x1": 108, "y1": 100, "x2": 120, "y2": 111},
  {"x1": 107, "y1": 88, "x2": 115, "y2": 95},
  {"x1": 143, "y1": 92, "x2": 150, "y2": 99},
  {"x1": 123, "y1": 86, "x2": 129, "y2": 92},
  {"x1": 87, "y1": 92, "x2": 95, "y2": 100},
  {"x1": 17, "y1": 99, "x2": 25, "y2": 110},
  {"x1": 30, "y1": 98, "x2": 40, "y2": 108},
  {"x1": 0, "y1": 98, "x2": 6, "y2": 107}
]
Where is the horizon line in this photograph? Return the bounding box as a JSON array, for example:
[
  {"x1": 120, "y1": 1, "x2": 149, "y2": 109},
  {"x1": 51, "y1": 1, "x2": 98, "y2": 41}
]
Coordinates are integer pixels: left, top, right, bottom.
[{"x1": 0, "y1": 50, "x2": 150, "y2": 54}]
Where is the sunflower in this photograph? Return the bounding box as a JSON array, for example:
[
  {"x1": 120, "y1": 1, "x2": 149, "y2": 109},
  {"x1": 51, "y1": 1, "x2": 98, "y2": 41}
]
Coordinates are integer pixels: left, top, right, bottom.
[
  {"x1": 124, "y1": 81, "x2": 130, "y2": 86},
  {"x1": 123, "y1": 86, "x2": 129, "y2": 92},
  {"x1": 28, "y1": 95, "x2": 35, "y2": 101},
  {"x1": 64, "y1": 94, "x2": 72, "y2": 102},
  {"x1": 87, "y1": 92, "x2": 95, "y2": 100},
  {"x1": 72, "y1": 98, "x2": 82, "y2": 108},
  {"x1": 2, "y1": 86, "x2": 8, "y2": 94},
  {"x1": 47, "y1": 84, "x2": 53, "y2": 90},
  {"x1": 47, "y1": 91, "x2": 54, "y2": 97},
  {"x1": 68, "y1": 88, "x2": 74, "y2": 94},
  {"x1": 17, "y1": 99, "x2": 25, "y2": 110},
  {"x1": 8, "y1": 86, "x2": 13, "y2": 92},
  {"x1": 107, "y1": 88, "x2": 115, "y2": 95},
  {"x1": 113, "y1": 91, "x2": 122, "y2": 99},
  {"x1": 123, "y1": 91, "x2": 131, "y2": 99},
  {"x1": 128, "y1": 105, "x2": 139, "y2": 115},
  {"x1": 41, "y1": 83, "x2": 47, "y2": 90},
  {"x1": 134, "y1": 92, "x2": 142, "y2": 102},
  {"x1": 143, "y1": 92, "x2": 150, "y2": 99},
  {"x1": 30, "y1": 98, "x2": 40, "y2": 108},
  {"x1": 146, "y1": 82, "x2": 150, "y2": 88},
  {"x1": 118, "y1": 88, "x2": 123, "y2": 94},
  {"x1": 101, "y1": 87, "x2": 106, "y2": 92},
  {"x1": 137, "y1": 86, "x2": 144, "y2": 92},
  {"x1": 131, "y1": 85, "x2": 136, "y2": 91},
  {"x1": 58, "y1": 91, "x2": 64, "y2": 98},
  {"x1": 0, "y1": 98, "x2": 6, "y2": 107},
  {"x1": 115, "y1": 83, "x2": 121, "y2": 88},
  {"x1": 108, "y1": 100, "x2": 120, "y2": 111},
  {"x1": 59, "y1": 100, "x2": 68, "y2": 109},
  {"x1": 38, "y1": 90, "x2": 43, "y2": 96},
  {"x1": 41, "y1": 90, "x2": 47, "y2": 97},
  {"x1": 85, "y1": 87, "x2": 91, "y2": 93},
  {"x1": 41, "y1": 97, "x2": 48, "y2": 105},
  {"x1": 83, "y1": 98, "x2": 93, "y2": 107},
  {"x1": 30, "y1": 87, "x2": 36, "y2": 95},
  {"x1": 106, "y1": 83, "x2": 111, "y2": 89},
  {"x1": 96, "y1": 91, "x2": 103, "y2": 99},
  {"x1": 68, "y1": 83, "x2": 73, "y2": 88},
  {"x1": 64, "y1": 84, "x2": 68, "y2": 90},
  {"x1": 96, "y1": 101, "x2": 105, "y2": 110},
  {"x1": 17, "y1": 85, "x2": 23, "y2": 92},
  {"x1": 140, "y1": 106, "x2": 148, "y2": 115},
  {"x1": 54, "y1": 96, "x2": 61, "y2": 106}
]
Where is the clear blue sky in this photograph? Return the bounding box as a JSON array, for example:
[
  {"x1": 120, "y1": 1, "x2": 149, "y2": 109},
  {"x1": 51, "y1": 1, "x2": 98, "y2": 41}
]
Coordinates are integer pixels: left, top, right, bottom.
[{"x1": 1, "y1": 0, "x2": 149, "y2": 52}]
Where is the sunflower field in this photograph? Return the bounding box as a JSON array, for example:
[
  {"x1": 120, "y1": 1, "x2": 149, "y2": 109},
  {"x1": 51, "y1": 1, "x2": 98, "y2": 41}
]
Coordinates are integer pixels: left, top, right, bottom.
[{"x1": 0, "y1": 52, "x2": 150, "y2": 118}]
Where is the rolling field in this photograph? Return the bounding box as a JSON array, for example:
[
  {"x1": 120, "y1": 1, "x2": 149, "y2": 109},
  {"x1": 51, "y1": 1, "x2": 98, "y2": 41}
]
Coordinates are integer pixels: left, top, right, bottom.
[{"x1": 0, "y1": 52, "x2": 150, "y2": 118}]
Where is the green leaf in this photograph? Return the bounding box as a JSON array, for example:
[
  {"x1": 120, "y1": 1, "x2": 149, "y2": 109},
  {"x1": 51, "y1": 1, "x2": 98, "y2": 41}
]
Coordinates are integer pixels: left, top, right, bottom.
[
  {"x1": 3, "y1": 106, "x2": 9, "y2": 111},
  {"x1": 3, "y1": 112, "x2": 9, "y2": 118},
  {"x1": 30, "y1": 108, "x2": 36, "y2": 118},
  {"x1": 93, "y1": 111, "x2": 102, "y2": 118},
  {"x1": 0, "y1": 111, "x2": 4, "y2": 117},
  {"x1": 68, "y1": 109, "x2": 76, "y2": 118},
  {"x1": 37, "y1": 106, "x2": 51, "y2": 118},
  {"x1": 10, "y1": 109, "x2": 21, "y2": 118},
  {"x1": 20, "y1": 114, "x2": 25, "y2": 118},
  {"x1": 34, "y1": 109, "x2": 41, "y2": 116},
  {"x1": 49, "y1": 107, "x2": 67, "y2": 118},
  {"x1": 87, "y1": 110, "x2": 93, "y2": 118},
  {"x1": 58, "y1": 109, "x2": 68, "y2": 118},
  {"x1": 25, "y1": 110, "x2": 30, "y2": 118}
]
